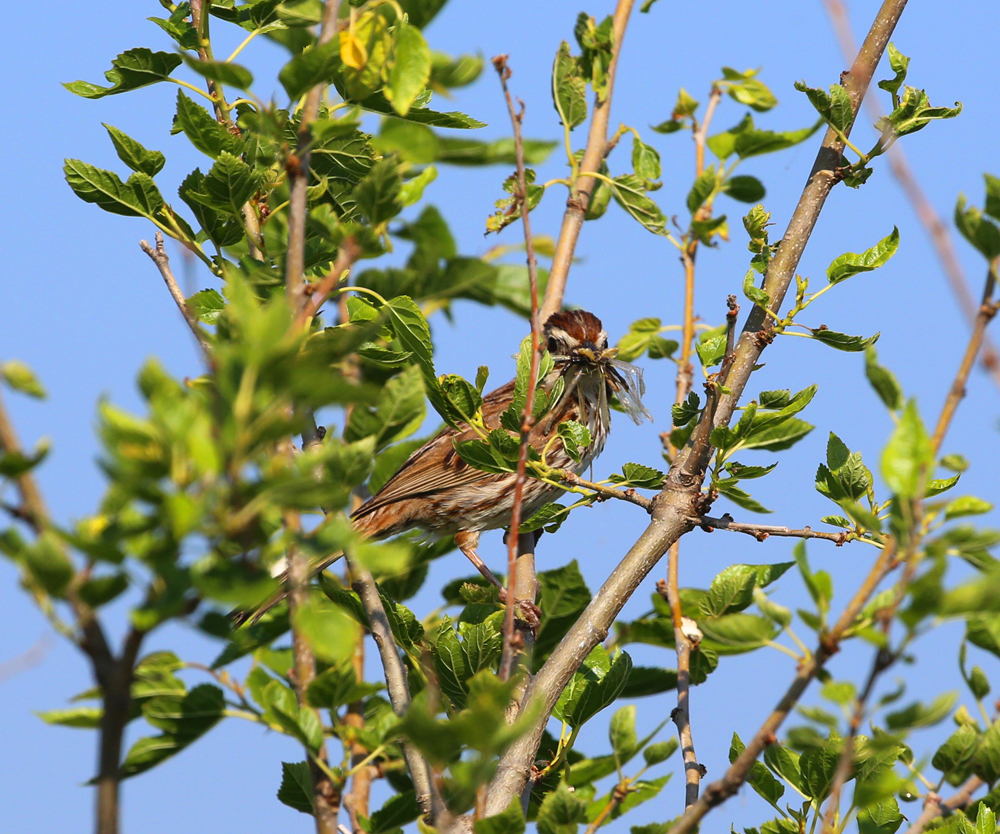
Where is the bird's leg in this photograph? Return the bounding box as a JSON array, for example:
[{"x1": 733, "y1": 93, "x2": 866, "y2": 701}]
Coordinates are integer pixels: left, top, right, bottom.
[{"x1": 454, "y1": 530, "x2": 540, "y2": 627}]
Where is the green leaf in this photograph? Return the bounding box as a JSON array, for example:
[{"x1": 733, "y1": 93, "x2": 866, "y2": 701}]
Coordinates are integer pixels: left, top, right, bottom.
[
  {"x1": 877, "y1": 43, "x2": 910, "y2": 99},
  {"x1": 827, "y1": 228, "x2": 900, "y2": 284},
  {"x1": 434, "y1": 137, "x2": 557, "y2": 167},
  {"x1": 276, "y1": 761, "x2": 313, "y2": 814},
  {"x1": 103, "y1": 124, "x2": 165, "y2": 176},
  {"x1": 536, "y1": 783, "x2": 588, "y2": 834},
  {"x1": 475, "y1": 798, "x2": 526, "y2": 834},
  {"x1": 552, "y1": 41, "x2": 587, "y2": 129},
  {"x1": 735, "y1": 122, "x2": 820, "y2": 160},
  {"x1": 945, "y1": 496, "x2": 994, "y2": 520},
  {"x1": 553, "y1": 646, "x2": 633, "y2": 729},
  {"x1": 355, "y1": 90, "x2": 486, "y2": 128},
  {"x1": 557, "y1": 421, "x2": 592, "y2": 465},
  {"x1": 187, "y1": 289, "x2": 226, "y2": 324},
  {"x1": 64, "y1": 160, "x2": 165, "y2": 219},
  {"x1": 731, "y1": 733, "x2": 785, "y2": 811},
  {"x1": 686, "y1": 166, "x2": 717, "y2": 215},
  {"x1": 881, "y1": 400, "x2": 932, "y2": 499},
  {"x1": 386, "y1": 20, "x2": 431, "y2": 116},
  {"x1": 178, "y1": 169, "x2": 244, "y2": 247},
  {"x1": 724, "y1": 175, "x2": 766, "y2": 203},
  {"x1": 865, "y1": 346, "x2": 903, "y2": 411},
  {"x1": 743, "y1": 268, "x2": 771, "y2": 306},
  {"x1": 430, "y1": 51, "x2": 483, "y2": 89},
  {"x1": 180, "y1": 53, "x2": 253, "y2": 90},
  {"x1": 63, "y1": 48, "x2": 182, "y2": 99},
  {"x1": 886, "y1": 692, "x2": 958, "y2": 731},
  {"x1": 973, "y1": 721, "x2": 1000, "y2": 784},
  {"x1": 808, "y1": 329, "x2": 880, "y2": 352},
  {"x1": 794, "y1": 81, "x2": 855, "y2": 133},
  {"x1": 174, "y1": 91, "x2": 244, "y2": 160},
  {"x1": 727, "y1": 76, "x2": 778, "y2": 112},
  {"x1": 279, "y1": 39, "x2": 341, "y2": 100},
  {"x1": 881, "y1": 86, "x2": 961, "y2": 138},
  {"x1": 857, "y1": 799, "x2": 904, "y2": 834},
  {"x1": 353, "y1": 158, "x2": 403, "y2": 227},
  {"x1": 955, "y1": 195, "x2": 1000, "y2": 260},
  {"x1": 632, "y1": 136, "x2": 661, "y2": 184},
  {"x1": 2, "y1": 361, "x2": 46, "y2": 399},
  {"x1": 609, "y1": 463, "x2": 665, "y2": 490},
  {"x1": 345, "y1": 365, "x2": 425, "y2": 452},
  {"x1": 611, "y1": 175, "x2": 668, "y2": 235},
  {"x1": 799, "y1": 737, "x2": 843, "y2": 802},
  {"x1": 183, "y1": 152, "x2": 261, "y2": 217},
  {"x1": 23, "y1": 532, "x2": 74, "y2": 597},
  {"x1": 984, "y1": 174, "x2": 1000, "y2": 223},
  {"x1": 36, "y1": 706, "x2": 103, "y2": 729}
]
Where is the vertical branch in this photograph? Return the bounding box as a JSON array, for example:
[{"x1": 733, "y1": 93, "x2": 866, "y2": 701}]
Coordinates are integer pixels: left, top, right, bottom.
[
  {"x1": 541, "y1": 0, "x2": 636, "y2": 320},
  {"x1": 493, "y1": 55, "x2": 543, "y2": 682},
  {"x1": 822, "y1": 0, "x2": 1000, "y2": 392},
  {"x1": 189, "y1": 0, "x2": 264, "y2": 259},
  {"x1": 285, "y1": 0, "x2": 343, "y2": 310},
  {"x1": 281, "y1": 6, "x2": 345, "y2": 833},
  {"x1": 0, "y1": 391, "x2": 145, "y2": 834}
]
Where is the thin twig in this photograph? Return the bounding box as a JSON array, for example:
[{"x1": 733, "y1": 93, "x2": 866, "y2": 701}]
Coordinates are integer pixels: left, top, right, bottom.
[
  {"x1": 139, "y1": 232, "x2": 212, "y2": 354},
  {"x1": 350, "y1": 562, "x2": 444, "y2": 823},
  {"x1": 695, "y1": 514, "x2": 852, "y2": 544},
  {"x1": 285, "y1": 0, "x2": 343, "y2": 311},
  {"x1": 822, "y1": 0, "x2": 1000, "y2": 392},
  {"x1": 902, "y1": 775, "x2": 984, "y2": 834},
  {"x1": 298, "y1": 237, "x2": 361, "y2": 326},
  {"x1": 541, "y1": 0, "x2": 636, "y2": 320},
  {"x1": 493, "y1": 54, "x2": 543, "y2": 683},
  {"x1": 658, "y1": 577, "x2": 701, "y2": 807}
]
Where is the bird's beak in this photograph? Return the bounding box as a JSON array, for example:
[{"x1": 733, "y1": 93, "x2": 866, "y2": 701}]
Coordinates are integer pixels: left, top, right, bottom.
[{"x1": 576, "y1": 346, "x2": 618, "y2": 364}]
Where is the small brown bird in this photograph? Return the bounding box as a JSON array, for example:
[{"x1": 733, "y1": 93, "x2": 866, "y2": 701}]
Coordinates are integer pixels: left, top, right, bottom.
[{"x1": 239, "y1": 309, "x2": 650, "y2": 624}]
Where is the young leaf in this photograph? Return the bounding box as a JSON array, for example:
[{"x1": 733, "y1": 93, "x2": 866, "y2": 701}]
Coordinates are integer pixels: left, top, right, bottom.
[
  {"x1": 881, "y1": 400, "x2": 932, "y2": 499},
  {"x1": 552, "y1": 41, "x2": 587, "y2": 129},
  {"x1": 63, "y1": 48, "x2": 182, "y2": 99},
  {"x1": 387, "y1": 20, "x2": 431, "y2": 117},
  {"x1": 2, "y1": 361, "x2": 46, "y2": 399},
  {"x1": 102, "y1": 124, "x2": 165, "y2": 177},
  {"x1": 865, "y1": 346, "x2": 903, "y2": 411},
  {"x1": 611, "y1": 174, "x2": 668, "y2": 235},
  {"x1": 827, "y1": 228, "x2": 900, "y2": 284},
  {"x1": 794, "y1": 81, "x2": 855, "y2": 134}
]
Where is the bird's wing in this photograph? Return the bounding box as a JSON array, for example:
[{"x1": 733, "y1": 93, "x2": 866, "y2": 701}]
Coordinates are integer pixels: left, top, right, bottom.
[{"x1": 352, "y1": 380, "x2": 516, "y2": 519}]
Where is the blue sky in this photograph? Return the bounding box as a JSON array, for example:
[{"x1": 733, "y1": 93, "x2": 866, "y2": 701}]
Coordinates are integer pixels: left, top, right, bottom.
[{"x1": 2, "y1": 1, "x2": 999, "y2": 832}]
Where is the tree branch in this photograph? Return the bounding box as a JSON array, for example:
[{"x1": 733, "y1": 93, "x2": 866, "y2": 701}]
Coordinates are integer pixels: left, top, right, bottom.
[
  {"x1": 349, "y1": 562, "x2": 444, "y2": 823},
  {"x1": 285, "y1": 0, "x2": 343, "y2": 310},
  {"x1": 694, "y1": 514, "x2": 852, "y2": 544},
  {"x1": 541, "y1": 0, "x2": 636, "y2": 320},
  {"x1": 902, "y1": 776, "x2": 984, "y2": 834},
  {"x1": 139, "y1": 232, "x2": 212, "y2": 355},
  {"x1": 485, "y1": 0, "x2": 908, "y2": 816}
]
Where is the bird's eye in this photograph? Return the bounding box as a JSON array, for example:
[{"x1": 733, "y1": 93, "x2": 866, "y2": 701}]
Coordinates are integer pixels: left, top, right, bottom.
[{"x1": 547, "y1": 336, "x2": 559, "y2": 353}]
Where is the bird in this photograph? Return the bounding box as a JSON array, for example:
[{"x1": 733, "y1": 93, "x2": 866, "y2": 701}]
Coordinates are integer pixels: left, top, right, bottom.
[{"x1": 235, "y1": 309, "x2": 651, "y2": 625}]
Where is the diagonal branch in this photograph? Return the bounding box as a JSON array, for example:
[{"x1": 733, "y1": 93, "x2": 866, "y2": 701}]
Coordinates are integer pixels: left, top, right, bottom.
[
  {"x1": 485, "y1": 0, "x2": 909, "y2": 816},
  {"x1": 541, "y1": 0, "x2": 636, "y2": 319},
  {"x1": 902, "y1": 775, "x2": 984, "y2": 834},
  {"x1": 140, "y1": 232, "x2": 212, "y2": 355},
  {"x1": 349, "y1": 562, "x2": 444, "y2": 823}
]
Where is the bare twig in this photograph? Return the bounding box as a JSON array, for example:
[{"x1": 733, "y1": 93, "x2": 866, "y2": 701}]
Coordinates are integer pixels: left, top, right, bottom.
[
  {"x1": 285, "y1": 0, "x2": 343, "y2": 310},
  {"x1": 823, "y1": 0, "x2": 1000, "y2": 391},
  {"x1": 493, "y1": 54, "x2": 543, "y2": 683},
  {"x1": 350, "y1": 562, "x2": 444, "y2": 823},
  {"x1": 541, "y1": 0, "x2": 636, "y2": 319},
  {"x1": 902, "y1": 775, "x2": 984, "y2": 834},
  {"x1": 298, "y1": 237, "x2": 361, "y2": 326},
  {"x1": 695, "y1": 514, "x2": 852, "y2": 544},
  {"x1": 485, "y1": 0, "x2": 908, "y2": 817},
  {"x1": 139, "y1": 232, "x2": 212, "y2": 354}
]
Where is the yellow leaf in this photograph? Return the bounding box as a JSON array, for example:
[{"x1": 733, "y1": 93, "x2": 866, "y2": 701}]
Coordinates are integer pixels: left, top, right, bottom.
[{"x1": 339, "y1": 30, "x2": 367, "y2": 70}]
